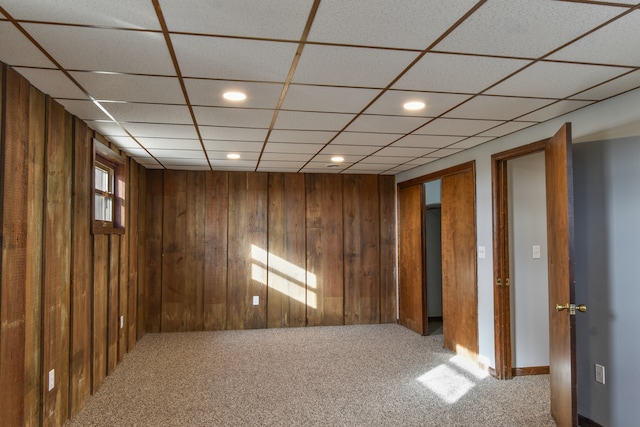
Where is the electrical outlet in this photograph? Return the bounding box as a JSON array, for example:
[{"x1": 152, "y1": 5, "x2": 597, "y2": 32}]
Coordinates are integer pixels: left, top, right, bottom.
[
  {"x1": 595, "y1": 364, "x2": 605, "y2": 384},
  {"x1": 48, "y1": 369, "x2": 55, "y2": 391},
  {"x1": 120, "y1": 315, "x2": 124, "y2": 329},
  {"x1": 252, "y1": 295, "x2": 259, "y2": 306}
]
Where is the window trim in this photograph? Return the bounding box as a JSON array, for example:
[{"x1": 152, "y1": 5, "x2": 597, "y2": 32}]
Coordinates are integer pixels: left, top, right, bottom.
[{"x1": 92, "y1": 139, "x2": 125, "y2": 234}]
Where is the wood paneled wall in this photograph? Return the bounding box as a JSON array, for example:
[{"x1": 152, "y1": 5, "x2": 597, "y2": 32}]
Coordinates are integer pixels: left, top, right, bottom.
[
  {"x1": 141, "y1": 170, "x2": 397, "y2": 332},
  {"x1": 0, "y1": 64, "x2": 142, "y2": 427}
]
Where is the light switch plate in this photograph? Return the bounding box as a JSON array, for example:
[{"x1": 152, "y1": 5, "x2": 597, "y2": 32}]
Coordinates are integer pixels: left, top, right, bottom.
[
  {"x1": 595, "y1": 364, "x2": 605, "y2": 384},
  {"x1": 253, "y1": 295, "x2": 259, "y2": 306},
  {"x1": 478, "y1": 246, "x2": 486, "y2": 259},
  {"x1": 532, "y1": 245, "x2": 541, "y2": 259}
]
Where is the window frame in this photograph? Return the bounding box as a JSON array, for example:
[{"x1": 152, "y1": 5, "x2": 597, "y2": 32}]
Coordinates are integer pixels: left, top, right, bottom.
[{"x1": 92, "y1": 139, "x2": 125, "y2": 234}]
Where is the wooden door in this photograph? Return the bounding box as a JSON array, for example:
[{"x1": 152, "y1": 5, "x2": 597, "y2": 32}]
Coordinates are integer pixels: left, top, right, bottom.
[
  {"x1": 398, "y1": 184, "x2": 425, "y2": 335},
  {"x1": 545, "y1": 123, "x2": 577, "y2": 427},
  {"x1": 441, "y1": 169, "x2": 478, "y2": 358}
]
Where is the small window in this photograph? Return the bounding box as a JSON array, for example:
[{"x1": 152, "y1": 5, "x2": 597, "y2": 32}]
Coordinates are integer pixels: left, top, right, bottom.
[{"x1": 93, "y1": 139, "x2": 125, "y2": 234}]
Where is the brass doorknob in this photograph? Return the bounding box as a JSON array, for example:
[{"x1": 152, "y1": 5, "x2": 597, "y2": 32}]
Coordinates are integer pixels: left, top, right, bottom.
[{"x1": 555, "y1": 303, "x2": 587, "y2": 313}]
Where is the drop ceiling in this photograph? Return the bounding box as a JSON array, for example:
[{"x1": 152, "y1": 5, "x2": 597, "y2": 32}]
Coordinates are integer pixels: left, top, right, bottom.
[{"x1": 1, "y1": 0, "x2": 639, "y2": 174}]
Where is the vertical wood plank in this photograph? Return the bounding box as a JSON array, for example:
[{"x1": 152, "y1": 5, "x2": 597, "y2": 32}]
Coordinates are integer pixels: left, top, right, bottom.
[
  {"x1": 118, "y1": 157, "x2": 129, "y2": 362},
  {"x1": 267, "y1": 173, "x2": 306, "y2": 328},
  {"x1": 305, "y1": 174, "x2": 344, "y2": 326},
  {"x1": 398, "y1": 185, "x2": 424, "y2": 335},
  {"x1": 69, "y1": 118, "x2": 93, "y2": 417},
  {"x1": 128, "y1": 160, "x2": 139, "y2": 349},
  {"x1": 136, "y1": 165, "x2": 147, "y2": 339},
  {"x1": 161, "y1": 170, "x2": 187, "y2": 332},
  {"x1": 0, "y1": 65, "x2": 29, "y2": 427},
  {"x1": 144, "y1": 170, "x2": 163, "y2": 333},
  {"x1": 227, "y1": 172, "x2": 268, "y2": 330},
  {"x1": 185, "y1": 171, "x2": 205, "y2": 331},
  {"x1": 107, "y1": 236, "x2": 120, "y2": 373},
  {"x1": 343, "y1": 175, "x2": 380, "y2": 325},
  {"x1": 92, "y1": 234, "x2": 108, "y2": 391},
  {"x1": 378, "y1": 175, "x2": 397, "y2": 324},
  {"x1": 204, "y1": 171, "x2": 228, "y2": 330},
  {"x1": 42, "y1": 97, "x2": 73, "y2": 427},
  {"x1": 24, "y1": 84, "x2": 45, "y2": 426}
]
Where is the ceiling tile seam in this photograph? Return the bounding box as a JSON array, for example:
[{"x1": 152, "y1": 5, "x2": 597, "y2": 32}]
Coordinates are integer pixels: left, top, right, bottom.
[
  {"x1": 9, "y1": 19, "x2": 165, "y2": 33},
  {"x1": 255, "y1": 0, "x2": 322, "y2": 171},
  {"x1": 569, "y1": 68, "x2": 640, "y2": 99},
  {"x1": 557, "y1": 0, "x2": 638, "y2": 8},
  {"x1": 341, "y1": 2, "x2": 640, "y2": 173},
  {"x1": 152, "y1": 0, "x2": 212, "y2": 170},
  {"x1": 0, "y1": 5, "x2": 166, "y2": 168},
  {"x1": 304, "y1": 0, "x2": 490, "y2": 174}
]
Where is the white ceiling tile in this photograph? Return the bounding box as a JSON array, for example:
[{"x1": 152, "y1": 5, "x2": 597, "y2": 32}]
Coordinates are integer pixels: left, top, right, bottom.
[
  {"x1": 164, "y1": 165, "x2": 210, "y2": 171},
  {"x1": 274, "y1": 111, "x2": 355, "y2": 131},
  {"x1": 332, "y1": 132, "x2": 401, "y2": 146},
  {"x1": 478, "y1": 121, "x2": 536, "y2": 137},
  {"x1": 366, "y1": 90, "x2": 471, "y2": 117},
  {"x1": 161, "y1": 158, "x2": 210, "y2": 166},
  {"x1": 436, "y1": 0, "x2": 625, "y2": 57},
  {"x1": 517, "y1": 100, "x2": 595, "y2": 122},
  {"x1": 449, "y1": 137, "x2": 495, "y2": 149},
  {"x1": 207, "y1": 151, "x2": 259, "y2": 161},
  {"x1": 85, "y1": 120, "x2": 128, "y2": 136},
  {"x1": 406, "y1": 158, "x2": 438, "y2": 166},
  {"x1": 345, "y1": 164, "x2": 392, "y2": 172},
  {"x1": 56, "y1": 100, "x2": 110, "y2": 120},
  {"x1": 391, "y1": 134, "x2": 465, "y2": 148},
  {"x1": 361, "y1": 156, "x2": 415, "y2": 165},
  {"x1": 263, "y1": 143, "x2": 324, "y2": 154},
  {"x1": 393, "y1": 53, "x2": 529, "y2": 93},
  {"x1": 23, "y1": 24, "x2": 175, "y2": 74},
  {"x1": 320, "y1": 145, "x2": 379, "y2": 156},
  {"x1": 257, "y1": 164, "x2": 305, "y2": 172},
  {"x1": 414, "y1": 118, "x2": 505, "y2": 136},
  {"x1": 72, "y1": 72, "x2": 185, "y2": 104},
  {"x1": 125, "y1": 148, "x2": 151, "y2": 157},
  {"x1": 2, "y1": 0, "x2": 161, "y2": 29},
  {"x1": 205, "y1": 141, "x2": 264, "y2": 152},
  {"x1": 571, "y1": 70, "x2": 640, "y2": 101},
  {"x1": 106, "y1": 136, "x2": 141, "y2": 149},
  {"x1": 309, "y1": 0, "x2": 478, "y2": 49},
  {"x1": 425, "y1": 148, "x2": 464, "y2": 158},
  {"x1": 137, "y1": 138, "x2": 202, "y2": 150},
  {"x1": 445, "y1": 96, "x2": 553, "y2": 121},
  {"x1": 159, "y1": 0, "x2": 313, "y2": 39},
  {"x1": 185, "y1": 79, "x2": 283, "y2": 109},
  {"x1": 282, "y1": 85, "x2": 379, "y2": 113},
  {"x1": 301, "y1": 161, "x2": 349, "y2": 172},
  {"x1": 549, "y1": 10, "x2": 640, "y2": 67},
  {"x1": 486, "y1": 62, "x2": 631, "y2": 99},
  {"x1": 199, "y1": 126, "x2": 267, "y2": 141},
  {"x1": 210, "y1": 165, "x2": 256, "y2": 172},
  {"x1": 0, "y1": 22, "x2": 55, "y2": 68},
  {"x1": 194, "y1": 107, "x2": 274, "y2": 128},
  {"x1": 260, "y1": 153, "x2": 313, "y2": 162},
  {"x1": 268, "y1": 130, "x2": 337, "y2": 144},
  {"x1": 105, "y1": 103, "x2": 193, "y2": 124},
  {"x1": 311, "y1": 154, "x2": 364, "y2": 164},
  {"x1": 209, "y1": 159, "x2": 256, "y2": 168},
  {"x1": 125, "y1": 123, "x2": 198, "y2": 139},
  {"x1": 150, "y1": 149, "x2": 205, "y2": 159},
  {"x1": 14, "y1": 68, "x2": 86, "y2": 99},
  {"x1": 292, "y1": 44, "x2": 419, "y2": 87},
  {"x1": 375, "y1": 146, "x2": 438, "y2": 157},
  {"x1": 172, "y1": 35, "x2": 297, "y2": 81},
  {"x1": 346, "y1": 115, "x2": 428, "y2": 134}
]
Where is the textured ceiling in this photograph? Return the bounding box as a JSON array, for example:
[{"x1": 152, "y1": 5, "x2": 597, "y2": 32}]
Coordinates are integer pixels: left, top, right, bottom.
[{"x1": 1, "y1": 0, "x2": 639, "y2": 174}]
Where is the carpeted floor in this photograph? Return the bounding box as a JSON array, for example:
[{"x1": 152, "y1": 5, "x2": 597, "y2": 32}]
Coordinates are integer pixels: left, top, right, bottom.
[{"x1": 65, "y1": 324, "x2": 555, "y2": 426}]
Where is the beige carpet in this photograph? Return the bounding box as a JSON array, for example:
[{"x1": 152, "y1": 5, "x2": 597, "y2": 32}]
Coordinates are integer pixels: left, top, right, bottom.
[{"x1": 65, "y1": 324, "x2": 555, "y2": 426}]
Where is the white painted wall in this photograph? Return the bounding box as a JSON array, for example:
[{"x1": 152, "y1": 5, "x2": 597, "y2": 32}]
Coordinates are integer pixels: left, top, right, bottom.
[
  {"x1": 397, "y1": 87, "x2": 640, "y2": 371},
  {"x1": 508, "y1": 152, "x2": 549, "y2": 368}
]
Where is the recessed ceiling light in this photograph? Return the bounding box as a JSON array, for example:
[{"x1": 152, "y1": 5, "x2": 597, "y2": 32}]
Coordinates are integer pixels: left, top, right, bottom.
[
  {"x1": 331, "y1": 156, "x2": 344, "y2": 163},
  {"x1": 227, "y1": 153, "x2": 241, "y2": 159},
  {"x1": 223, "y1": 91, "x2": 246, "y2": 101},
  {"x1": 403, "y1": 101, "x2": 425, "y2": 111}
]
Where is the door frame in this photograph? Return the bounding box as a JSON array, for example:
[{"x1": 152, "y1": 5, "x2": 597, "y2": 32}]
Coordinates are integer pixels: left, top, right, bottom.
[
  {"x1": 398, "y1": 161, "x2": 477, "y2": 344},
  {"x1": 491, "y1": 138, "x2": 547, "y2": 380}
]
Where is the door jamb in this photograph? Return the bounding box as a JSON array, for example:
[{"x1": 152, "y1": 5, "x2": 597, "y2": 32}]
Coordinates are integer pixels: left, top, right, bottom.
[{"x1": 491, "y1": 139, "x2": 547, "y2": 380}]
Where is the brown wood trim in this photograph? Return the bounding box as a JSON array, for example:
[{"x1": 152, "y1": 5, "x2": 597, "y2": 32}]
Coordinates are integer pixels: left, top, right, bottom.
[
  {"x1": 512, "y1": 366, "x2": 550, "y2": 376},
  {"x1": 578, "y1": 414, "x2": 605, "y2": 427},
  {"x1": 491, "y1": 139, "x2": 548, "y2": 380},
  {"x1": 398, "y1": 161, "x2": 475, "y2": 189}
]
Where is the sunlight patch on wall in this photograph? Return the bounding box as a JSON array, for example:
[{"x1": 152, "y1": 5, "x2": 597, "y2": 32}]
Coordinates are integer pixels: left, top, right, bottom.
[{"x1": 251, "y1": 245, "x2": 317, "y2": 309}]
